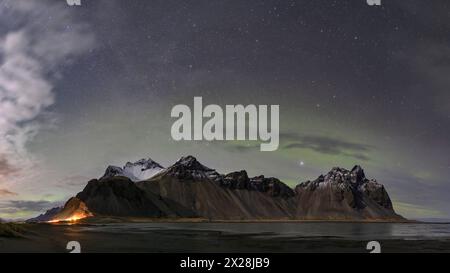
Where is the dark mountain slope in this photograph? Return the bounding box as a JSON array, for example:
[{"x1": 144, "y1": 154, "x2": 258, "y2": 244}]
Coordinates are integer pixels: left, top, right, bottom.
[
  {"x1": 295, "y1": 166, "x2": 402, "y2": 220},
  {"x1": 137, "y1": 156, "x2": 296, "y2": 220}
]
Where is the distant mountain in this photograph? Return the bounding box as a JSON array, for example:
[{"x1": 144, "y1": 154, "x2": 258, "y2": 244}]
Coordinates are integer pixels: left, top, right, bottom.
[
  {"x1": 26, "y1": 206, "x2": 62, "y2": 223},
  {"x1": 33, "y1": 155, "x2": 404, "y2": 222}
]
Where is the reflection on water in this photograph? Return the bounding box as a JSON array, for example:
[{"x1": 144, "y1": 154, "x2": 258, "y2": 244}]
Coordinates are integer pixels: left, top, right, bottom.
[{"x1": 76, "y1": 222, "x2": 450, "y2": 241}]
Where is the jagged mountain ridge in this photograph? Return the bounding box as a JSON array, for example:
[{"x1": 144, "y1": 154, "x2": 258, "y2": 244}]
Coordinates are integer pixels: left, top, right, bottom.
[
  {"x1": 101, "y1": 158, "x2": 164, "y2": 182},
  {"x1": 138, "y1": 156, "x2": 297, "y2": 220},
  {"x1": 294, "y1": 166, "x2": 397, "y2": 220},
  {"x1": 38, "y1": 155, "x2": 404, "y2": 222}
]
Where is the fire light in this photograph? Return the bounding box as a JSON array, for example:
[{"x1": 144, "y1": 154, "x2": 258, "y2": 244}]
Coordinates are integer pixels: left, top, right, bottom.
[{"x1": 47, "y1": 211, "x2": 92, "y2": 223}]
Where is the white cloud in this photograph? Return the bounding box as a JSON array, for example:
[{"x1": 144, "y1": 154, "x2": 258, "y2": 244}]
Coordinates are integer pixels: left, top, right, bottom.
[{"x1": 0, "y1": 0, "x2": 95, "y2": 188}]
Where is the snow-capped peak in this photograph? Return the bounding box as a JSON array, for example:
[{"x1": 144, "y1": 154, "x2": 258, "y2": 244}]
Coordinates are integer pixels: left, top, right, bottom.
[
  {"x1": 123, "y1": 158, "x2": 164, "y2": 181},
  {"x1": 100, "y1": 158, "x2": 165, "y2": 182},
  {"x1": 174, "y1": 155, "x2": 212, "y2": 171}
]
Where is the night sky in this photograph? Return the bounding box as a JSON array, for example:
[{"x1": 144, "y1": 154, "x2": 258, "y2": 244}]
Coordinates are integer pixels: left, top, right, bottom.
[{"x1": 1, "y1": 0, "x2": 450, "y2": 220}]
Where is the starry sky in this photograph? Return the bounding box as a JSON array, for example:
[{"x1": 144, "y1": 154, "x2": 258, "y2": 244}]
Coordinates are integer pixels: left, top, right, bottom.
[{"x1": 0, "y1": 0, "x2": 450, "y2": 220}]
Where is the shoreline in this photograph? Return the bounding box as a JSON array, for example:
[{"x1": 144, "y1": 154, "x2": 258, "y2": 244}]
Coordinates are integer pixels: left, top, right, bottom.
[{"x1": 34, "y1": 216, "x2": 417, "y2": 225}]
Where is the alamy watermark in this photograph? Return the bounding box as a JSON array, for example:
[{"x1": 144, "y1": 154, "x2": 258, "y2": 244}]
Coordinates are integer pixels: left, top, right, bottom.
[
  {"x1": 171, "y1": 97, "x2": 279, "y2": 152},
  {"x1": 66, "y1": 241, "x2": 81, "y2": 253},
  {"x1": 366, "y1": 241, "x2": 381, "y2": 253}
]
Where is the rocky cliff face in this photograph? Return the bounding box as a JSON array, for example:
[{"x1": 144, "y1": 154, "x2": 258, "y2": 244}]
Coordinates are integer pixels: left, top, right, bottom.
[
  {"x1": 74, "y1": 176, "x2": 195, "y2": 218},
  {"x1": 295, "y1": 166, "x2": 400, "y2": 220},
  {"x1": 40, "y1": 156, "x2": 404, "y2": 222},
  {"x1": 219, "y1": 171, "x2": 295, "y2": 198},
  {"x1": 138, "y1": 157, "x2": 296, "y2": 220},
  {"x1": 50, "y1": 197, "x2": 93, "y2": 222}
]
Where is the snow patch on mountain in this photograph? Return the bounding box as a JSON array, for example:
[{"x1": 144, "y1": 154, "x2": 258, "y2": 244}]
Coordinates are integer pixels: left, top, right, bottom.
[{"x1": 101, "y1": 158, "x2": 164, "y2": 182}]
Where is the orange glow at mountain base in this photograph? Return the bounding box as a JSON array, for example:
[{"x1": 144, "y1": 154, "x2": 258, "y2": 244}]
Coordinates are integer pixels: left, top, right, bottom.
[{"x1": 47, "y1": 211, "x2": 92, "y2": 223}]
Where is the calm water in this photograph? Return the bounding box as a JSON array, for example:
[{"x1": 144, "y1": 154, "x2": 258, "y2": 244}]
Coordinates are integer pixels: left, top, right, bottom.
[
  {"x1": 4, "y1": 222, "x2": 450, "y2": 252},
  {"x1": 49, "y1": 222, "x2": 447, "y2": 252},
  {"x1": 78, "y1": 222, "x2": 450, "y2": 240}
]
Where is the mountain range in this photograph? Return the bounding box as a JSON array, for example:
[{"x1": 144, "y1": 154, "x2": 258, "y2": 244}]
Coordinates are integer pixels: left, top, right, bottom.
[{"x1": 29, "y1": 156, "x2": 404, "y2": 222}]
